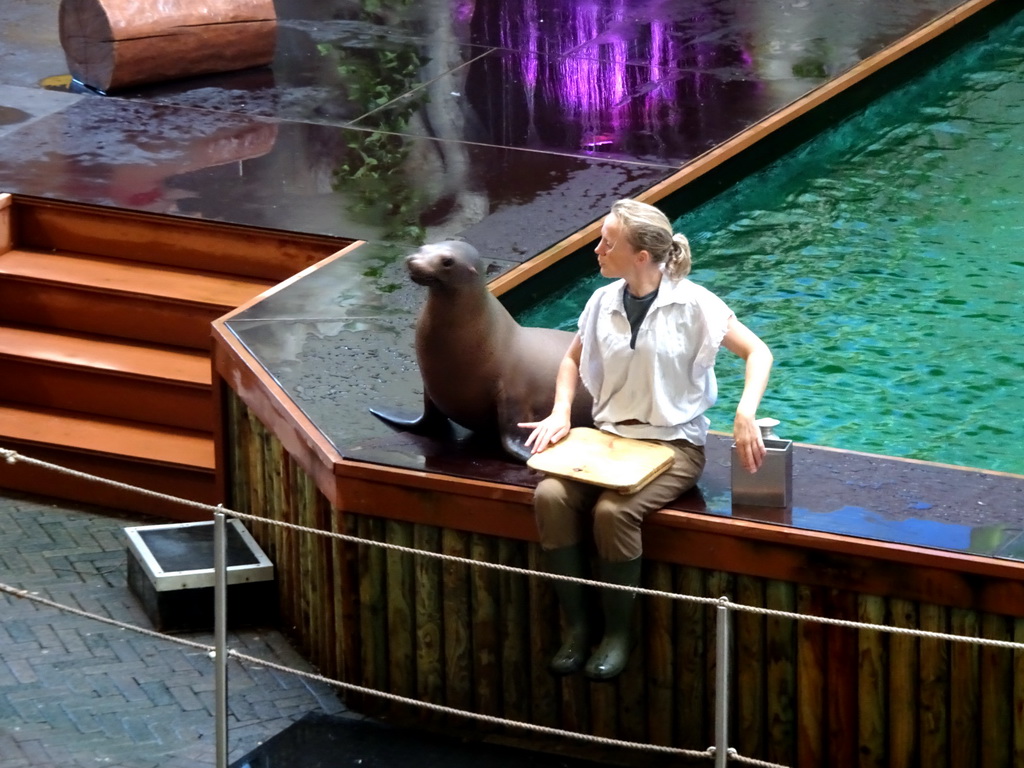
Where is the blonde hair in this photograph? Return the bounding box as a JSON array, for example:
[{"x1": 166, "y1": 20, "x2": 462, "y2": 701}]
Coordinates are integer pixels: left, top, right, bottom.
[{"x1": 610, "y1": 199, "x2": 691, "y2": 280}]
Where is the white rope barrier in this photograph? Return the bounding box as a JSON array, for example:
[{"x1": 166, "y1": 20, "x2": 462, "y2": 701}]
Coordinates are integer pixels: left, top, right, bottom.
[
  {"x1": 4, "y1": 444, "x2": 1024, "y2": 768},
  {"x1": 5, "y1": 446, "x2": 1020, "y2": 647},
  {"x1": 727, "y1": 601, "x2": 1024, "y2": 649},
  {"x1": 0, "y1": 580, "x2": 711, "y2": 761}
]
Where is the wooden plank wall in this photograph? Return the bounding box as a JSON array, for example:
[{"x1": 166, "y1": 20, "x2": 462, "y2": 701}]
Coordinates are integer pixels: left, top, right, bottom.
[{"x1": 227, "y1": 393, "x2": 1024, "y2": 767}]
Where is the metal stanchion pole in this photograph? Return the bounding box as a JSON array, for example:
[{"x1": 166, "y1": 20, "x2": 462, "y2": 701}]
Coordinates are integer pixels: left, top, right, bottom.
[
  {"x1": 214, "y1": 511, "x2": 228, "y2": 768},
  {"x1": 715, "y1": 597, "x2": 732, "y2": 768}
]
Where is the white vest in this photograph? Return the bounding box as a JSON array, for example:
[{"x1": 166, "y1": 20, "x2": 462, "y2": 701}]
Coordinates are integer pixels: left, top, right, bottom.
[{"x1": 577, "y1": 275, "x2": 734, "y2": 445}]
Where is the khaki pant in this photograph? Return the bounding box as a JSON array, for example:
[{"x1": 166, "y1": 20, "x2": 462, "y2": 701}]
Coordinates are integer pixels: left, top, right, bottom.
[{"x1": 533, "y1": 439, "x2": 706, "y2": 561}]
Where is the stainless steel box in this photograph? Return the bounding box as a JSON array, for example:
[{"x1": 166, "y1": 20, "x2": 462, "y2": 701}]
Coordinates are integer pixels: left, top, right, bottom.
[
  {"x1": 125, "y1": 519, "x2": 276, "y2": 631},
  {"x1": 731, "y1": 438, "x2": 793, "y2": 508}
]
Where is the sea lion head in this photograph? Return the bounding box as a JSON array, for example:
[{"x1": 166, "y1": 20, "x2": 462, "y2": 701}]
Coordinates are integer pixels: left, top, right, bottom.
[{"x1": 406, "y1": 240, "x2": 483, "y2": 288}]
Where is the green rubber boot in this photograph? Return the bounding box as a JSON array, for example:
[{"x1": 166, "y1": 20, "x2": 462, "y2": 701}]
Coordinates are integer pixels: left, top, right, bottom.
[
  {"x1": 544, "y1": 546, "x2": 591, "y2": 676},
  {"x1": 584, "y1": 557, "x2": 642, "y2": 681}
]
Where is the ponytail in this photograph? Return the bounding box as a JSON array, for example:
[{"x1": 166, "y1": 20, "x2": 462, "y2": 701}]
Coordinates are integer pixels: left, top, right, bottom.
[{"x1": 666, "y1": 233, "x2": 692, "y2": 280}]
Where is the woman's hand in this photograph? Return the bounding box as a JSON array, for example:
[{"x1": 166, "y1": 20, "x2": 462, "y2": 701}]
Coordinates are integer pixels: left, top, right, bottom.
[
  {"x1": 518, "y1": 411, "x2": 572, "y2": 455},
  {"x1": 733, "y1": 410, "x2": 766, "y2": 473},
  {"x1": 520, "y1": 333, "x2": 583, "y2": 455}
]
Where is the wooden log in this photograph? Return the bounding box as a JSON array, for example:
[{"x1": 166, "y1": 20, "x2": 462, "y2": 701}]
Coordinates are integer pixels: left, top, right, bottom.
[
  {"x1": 335, "y1": 512, "x2": 359, "y2": 686},
  {"x1": 617, "y1": 613, "x2": 646, "y2": 743},
  {"x1": 796, "y1": 585, "x2": 826, "y2": 767},
  {"x1": 825, "y1": 590, "x2": 858, "y2": 768},
  {"x1": 441, "y1": 529, "x2": 472, "y2": 711},
  {"x1": 735, "y1": 575, "x2": 765, "y2": 760},
  {"x1": 559, "y1": 592, "x2": 591, "y2": 736},
  {"x1": 280, "y1": 441, "x2": 318, "y2": 661},
  {"x1": 294, "y1": 461, "x2": 319, "y2": 663},
  {"x1": 358, "y1": 515, "x2": 388, "y2": 693},
  {"x1": 764, "y1": 580, "x2": 796, "y2": 765},
  {"x1": 645, "y1": 561, "x2": 675, "y2": 747},
  {"x1": 857, "y1": 595, "x2": 887, "y2": 768},
  {"x1": 386, "y1": 520, "x2": 415, "y2": 698},
  {"x1": 918, "y1": 603, "x2": 949, "y2": 768},
  {"x1": 414, "y1": 525, "x2": 444, "y2": 706},
  {"x1": 949, "y1": 608, "x2": 980, "y2": 768},
  {"x1": 1014, "y1": 618, "x2": 1024, "y2": 766},
  {"x1": 270, "y1": 436, "x2": 300, "y2": 644},
  {"x1": 889, "y1": 598, "x2": 919, "y2": 768},
  {"x1": 526, "y1": 544, "x2": 559, "y2": 729},
  {"x1": 561, "y1": 659, "x2": 593, "y2": 737},
  {"x1": 314, "y1": 482, "x2": 337, "y2": 675},
  {"x1": 497, "y1": 539, "x2": 528, "y2": 722},
  {"x1": 59, "y1": 0, "x2": 277, "y2": 92},
  {"x1": 470, "y1": 533, "x2": 500, "y2": 717},
  {"x1": 675, "y1": 566, "x2": 706, "y2": 749},
  {"x1": 228, "y1": 391, "x2": 251, "y2": 514},
  {"x1": 980, "y1": 613, "x2": 1012, "y2": 768},
  {"x1": 585, "y1": 679, "x2": 614, "y2": 741},
  {"x1": 339, "y1": 513, "x2": 370, "y2": 712}
]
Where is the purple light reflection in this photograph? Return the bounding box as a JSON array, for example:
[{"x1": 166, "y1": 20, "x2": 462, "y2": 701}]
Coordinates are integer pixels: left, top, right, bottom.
[{"x1": 467, "y1": 0, "x2": 763, "y2": 161}]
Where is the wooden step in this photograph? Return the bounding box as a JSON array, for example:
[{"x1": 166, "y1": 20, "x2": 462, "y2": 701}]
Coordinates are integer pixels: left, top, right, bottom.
[
  {"x1": 0, "y1": 402, "x2": 216, "y2": 519},
  {"x1": 11, "y1": 197, "x2": 352, "y2": 282},
  {"x1": 0, "y1": 324, "x2": 212, "y2": 431},
  {"x1": 0, "y1": 248, "x2": 275, "y2": 348},
  {"x1": 0, "y1": 450, "x2": 212, "y2": 521},
  {"x1": 0, "y1": 402, "x2": 215, "y2": 470}
]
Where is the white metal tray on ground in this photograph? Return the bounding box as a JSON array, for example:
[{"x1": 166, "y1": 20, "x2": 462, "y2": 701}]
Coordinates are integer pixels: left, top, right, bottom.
[{"x1": 124, "y1": 518, "x2": 274, "y2": 592}]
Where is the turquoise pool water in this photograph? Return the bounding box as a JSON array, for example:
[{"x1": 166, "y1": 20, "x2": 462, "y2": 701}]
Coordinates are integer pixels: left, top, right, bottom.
[{"x1": 516, "y1": 13, "x2": 1024, "y2": 474}]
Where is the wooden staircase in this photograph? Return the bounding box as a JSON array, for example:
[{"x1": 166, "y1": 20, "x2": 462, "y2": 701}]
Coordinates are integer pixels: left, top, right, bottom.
[{"x1": 0, "y1": 193, "x2": 351, "y2": 520}]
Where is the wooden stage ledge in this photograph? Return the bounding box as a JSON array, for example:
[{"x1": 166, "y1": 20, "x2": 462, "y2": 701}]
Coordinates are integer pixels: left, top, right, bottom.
[{"x1": 212, "y1": 273, "x2": 1024, "y2": 766}]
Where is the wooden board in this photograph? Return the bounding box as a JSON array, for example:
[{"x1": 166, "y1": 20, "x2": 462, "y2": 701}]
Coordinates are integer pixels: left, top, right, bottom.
[{"x1": 526, "y1": 427, "x2": 674, "y2": 494}]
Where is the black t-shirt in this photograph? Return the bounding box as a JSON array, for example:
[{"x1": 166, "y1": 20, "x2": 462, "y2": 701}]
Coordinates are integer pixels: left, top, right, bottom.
[{"x1": 622, "y1": 285, "x2": 659, "y2": 349}]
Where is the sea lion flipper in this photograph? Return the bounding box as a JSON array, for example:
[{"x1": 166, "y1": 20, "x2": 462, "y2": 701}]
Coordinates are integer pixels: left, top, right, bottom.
[
  {"x1": 499, "y1": 429, "x2": 533, "y2": 464},
  {"x1": 496, "y1": 396, "x2": 534, "y2": 463},
  {"x1": 369, "y1": 395, "x2": 453, "y2": 435}
]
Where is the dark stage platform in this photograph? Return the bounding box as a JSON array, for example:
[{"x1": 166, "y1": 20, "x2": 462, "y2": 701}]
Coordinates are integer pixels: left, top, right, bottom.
[{"x1": 231, "y1": 712, "x2": 620, "y2": 768}]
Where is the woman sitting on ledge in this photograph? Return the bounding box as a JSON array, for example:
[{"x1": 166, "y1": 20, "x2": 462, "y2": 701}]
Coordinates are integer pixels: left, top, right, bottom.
[{"x1": 520, "y1": 198, "x2": 773, "y2": 681}]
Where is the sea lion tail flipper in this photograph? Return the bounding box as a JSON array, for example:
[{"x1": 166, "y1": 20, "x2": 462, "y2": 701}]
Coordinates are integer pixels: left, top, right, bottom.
[{"x1": 369, "y1": 396, "x2": 453, "y2": 435}]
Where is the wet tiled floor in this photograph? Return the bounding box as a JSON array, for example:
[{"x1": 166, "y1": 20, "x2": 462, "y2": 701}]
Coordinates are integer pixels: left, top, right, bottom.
[
  {"x1": 0, "y1": 491, "x2": 350, "y2": 768},
  {"x1": 2, "y1": 1, "x2": 1023, "y2": 570}
]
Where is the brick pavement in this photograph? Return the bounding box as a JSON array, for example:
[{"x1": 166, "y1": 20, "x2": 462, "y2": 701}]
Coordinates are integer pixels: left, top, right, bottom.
[{"x1": 0, "y1": 490, "x2": 351, "y2": 768}]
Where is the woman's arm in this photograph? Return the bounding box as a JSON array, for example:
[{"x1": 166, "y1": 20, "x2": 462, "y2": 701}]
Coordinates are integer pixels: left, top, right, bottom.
[
  {"x1": 518, "y1": 333, "x2": 583, "y2": 454},
  {"x1": 721, "y1": 316, "x2": 774, "y2": 473}
]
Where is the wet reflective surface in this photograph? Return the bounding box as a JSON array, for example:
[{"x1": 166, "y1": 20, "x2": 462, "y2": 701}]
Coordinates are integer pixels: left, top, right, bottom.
[
  {"x1": 232, "y1": 711, "x2": 609, "y2": 768},
  {"x1": 3, "y1": 0, "x2": 1022, "y2": 559},
  {"x1": 0, "y1": 0, "x2": 972, "y2": 233}
]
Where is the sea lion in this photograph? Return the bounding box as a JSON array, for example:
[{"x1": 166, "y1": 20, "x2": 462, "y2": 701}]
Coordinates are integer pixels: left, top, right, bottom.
[{"x1": 370, "y1": 240, "x2": 593, "y2": 462}]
